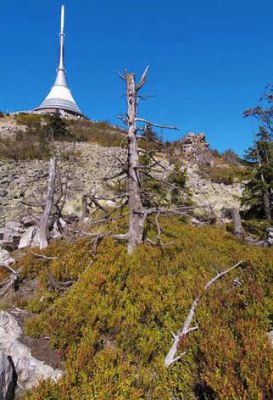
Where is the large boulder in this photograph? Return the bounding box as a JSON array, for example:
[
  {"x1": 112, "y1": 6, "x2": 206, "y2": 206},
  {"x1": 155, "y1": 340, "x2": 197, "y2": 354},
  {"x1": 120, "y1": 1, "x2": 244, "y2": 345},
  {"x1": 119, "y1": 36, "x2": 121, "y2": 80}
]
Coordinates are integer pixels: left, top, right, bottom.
[
  {"x1": 0, "y1": 311, "x2": 62, "y2": 396},
  {"x1": 1, "y1": 222, "x2": 24, "y2": 250}
]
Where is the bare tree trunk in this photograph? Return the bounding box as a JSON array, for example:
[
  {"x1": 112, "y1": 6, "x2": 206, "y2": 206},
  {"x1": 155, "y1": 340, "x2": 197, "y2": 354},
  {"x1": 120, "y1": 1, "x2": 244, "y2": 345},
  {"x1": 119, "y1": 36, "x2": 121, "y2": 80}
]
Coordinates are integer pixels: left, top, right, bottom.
[
  {"x1": 126, "y1": 73, "x2": 144, "y2": 254},
  {"x1": 81, "y1": 195, "x2": 89, "y2": 221},
  {"x1": 263, "y1": 191, "x2": 271, "y2": 221},
  {"x1": 39, "y1": 157, "x2": 56, "y2": 249},
  {"x1": 231, "y1": 208, "x2": 245, "y2": 239}
]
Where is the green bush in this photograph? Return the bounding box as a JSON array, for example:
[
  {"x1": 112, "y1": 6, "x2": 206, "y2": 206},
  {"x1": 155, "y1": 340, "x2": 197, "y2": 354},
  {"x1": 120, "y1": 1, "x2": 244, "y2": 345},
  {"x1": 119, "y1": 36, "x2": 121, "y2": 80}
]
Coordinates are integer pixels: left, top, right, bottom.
[{"x1": 22, "y1": 220, "x2": 273, "y2": 400}]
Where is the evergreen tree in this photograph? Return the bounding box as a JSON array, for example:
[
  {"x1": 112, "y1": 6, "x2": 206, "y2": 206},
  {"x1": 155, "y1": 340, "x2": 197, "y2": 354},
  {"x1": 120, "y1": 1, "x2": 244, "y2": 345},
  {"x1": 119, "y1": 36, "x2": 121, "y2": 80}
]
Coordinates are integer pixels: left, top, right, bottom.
[
  {"x1": 242, "y1": 85, "x2": 273, "y2": 220},
  {"x1": 43, "y1": 112, "x2": 71, "y2": 140},
  {"x1": 241, "y1": 127, "x2": 273, "y2": 220}
]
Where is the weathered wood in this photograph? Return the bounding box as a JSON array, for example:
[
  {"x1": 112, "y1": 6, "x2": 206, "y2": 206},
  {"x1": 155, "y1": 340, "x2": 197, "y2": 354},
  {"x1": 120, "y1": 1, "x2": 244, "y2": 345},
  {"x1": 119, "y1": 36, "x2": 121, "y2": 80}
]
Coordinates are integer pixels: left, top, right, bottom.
[
  {"x1": 165, "y1": 260, "x2": 244, "y2": 368},
  {"x1": 39, "y1": 157, "x2": 57, "y2": 250},
  {"x1": 231, "y1": 208, "x2": 245, "y2": 240},
  {"x1": 126, "y1": 72, "x2": 145, "y2": 254}
]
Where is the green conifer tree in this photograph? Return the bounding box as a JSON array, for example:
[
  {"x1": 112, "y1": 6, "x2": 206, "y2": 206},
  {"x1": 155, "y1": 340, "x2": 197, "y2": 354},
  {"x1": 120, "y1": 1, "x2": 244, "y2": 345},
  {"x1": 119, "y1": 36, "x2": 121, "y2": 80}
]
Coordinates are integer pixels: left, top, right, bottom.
[
  {"x1": 242, "y1": 85, "x2": 273, "y2": 220},
  {"x1": 242, "y1": 127, "x2": 273, "y2": 220}
]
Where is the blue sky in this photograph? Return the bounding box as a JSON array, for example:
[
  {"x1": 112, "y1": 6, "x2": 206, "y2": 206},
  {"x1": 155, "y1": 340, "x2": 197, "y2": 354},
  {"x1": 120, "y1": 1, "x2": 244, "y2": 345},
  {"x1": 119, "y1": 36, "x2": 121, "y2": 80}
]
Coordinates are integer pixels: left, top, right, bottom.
[{"x1": 0, "y1": 0, "x2": 273, "y2": 155}]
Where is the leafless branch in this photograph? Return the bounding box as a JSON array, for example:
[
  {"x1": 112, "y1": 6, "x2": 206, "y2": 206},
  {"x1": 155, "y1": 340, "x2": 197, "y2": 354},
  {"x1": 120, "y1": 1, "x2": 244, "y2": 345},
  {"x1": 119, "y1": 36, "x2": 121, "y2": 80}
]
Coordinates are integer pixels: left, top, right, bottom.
[
  {"x1": 136, "y1": 118, "x2": 179, "y2": 131},
  {"x1": 31, "y1": 252, "x2": 58, "y2": 261},
  {"x1": 135, "y1": 65, "x2": 150, "y2": 92},
  {"x1": 21, "y1": 200, "x2": 44, "y2": 208},
  {"x1": 47, "y1": 271, "x2": 75, "y2": 292},
  {"x1": 164, "y1": 260, "x2": 245, "y2": 368},
  {"x1": 117, "y1": 71, "x2": 126, "y2": 81},
  {"x1": 102, "y1": 169, "x2": 127, "y2": 181},
  {"x1": 0, "y1": 265, "x2": 19, "y2": 297}
]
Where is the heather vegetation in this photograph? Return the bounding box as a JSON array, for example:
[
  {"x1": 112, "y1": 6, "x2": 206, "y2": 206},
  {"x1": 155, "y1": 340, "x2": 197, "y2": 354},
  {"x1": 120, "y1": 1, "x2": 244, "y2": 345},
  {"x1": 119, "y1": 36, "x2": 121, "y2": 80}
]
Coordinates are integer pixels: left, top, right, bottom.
[
  {"x1": 0, "y1": 114, "x2": 125, "y2": 160},
  {"x1": 19, "y1": 218, "x2": 273, "y2": 400},
  {"x1": 67, "y1": 119, "x2": 125, "y2": 147}
]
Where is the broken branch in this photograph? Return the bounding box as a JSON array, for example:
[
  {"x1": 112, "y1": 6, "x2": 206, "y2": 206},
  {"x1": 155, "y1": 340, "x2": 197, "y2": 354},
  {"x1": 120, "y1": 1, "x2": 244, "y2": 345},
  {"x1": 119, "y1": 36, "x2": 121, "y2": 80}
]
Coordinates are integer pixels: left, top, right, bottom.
[{"x1": 164, "y1": 260, "x2": 244, "y2": 368}]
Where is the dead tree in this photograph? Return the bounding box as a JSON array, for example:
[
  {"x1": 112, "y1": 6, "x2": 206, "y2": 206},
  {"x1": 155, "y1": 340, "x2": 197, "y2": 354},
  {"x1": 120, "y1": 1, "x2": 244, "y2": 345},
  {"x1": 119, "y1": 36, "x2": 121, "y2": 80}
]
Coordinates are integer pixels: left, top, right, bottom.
[
  {"x1": 164, "y1": 260, "x2": 244, "y2": 368},
  {"x1": 39, "y1": 157, "x2": 57, "y2": 249},
  {"x1": 125, "y1": 70, "x2": 147, "y2": 253},
  {"x1": 117, "y1": 67, "x2": 183, "y2": 253},
  {"x1": 22, "y1": 157, "x2": 68, "y2": 250},
  {"x1": 79, "y1": 67, "x2": 199, "y2": 254},
  {"x1": 231, "y1": 208, "x2": 245, "y2": 240}
]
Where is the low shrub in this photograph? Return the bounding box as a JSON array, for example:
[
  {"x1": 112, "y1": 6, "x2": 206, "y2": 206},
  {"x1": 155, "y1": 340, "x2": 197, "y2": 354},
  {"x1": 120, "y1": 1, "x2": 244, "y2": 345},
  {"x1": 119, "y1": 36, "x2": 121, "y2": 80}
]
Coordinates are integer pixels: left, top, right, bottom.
[
  {"x1": 199, "y1": 162, "x2": 246, "y2": 185},
  {"x1": 15, "y1": 113, "x2": 43, "y2": 131},
  {"x1": 0, "y1": 131, "x2": 50, "y2": 160},
  {"x1": 68, "y1": 119, "x2": 125, "y2": 147},
  {"x1": 22, "y1": 220, "x2": 273, "y2": 400}
]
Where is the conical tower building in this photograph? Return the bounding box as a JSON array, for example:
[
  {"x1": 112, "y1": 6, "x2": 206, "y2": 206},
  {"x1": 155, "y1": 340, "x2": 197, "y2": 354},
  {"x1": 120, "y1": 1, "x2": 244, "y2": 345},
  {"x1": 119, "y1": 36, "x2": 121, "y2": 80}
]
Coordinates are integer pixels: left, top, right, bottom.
[{"x1": 34, "y1": 5, "x2": 84, "y2": 118}]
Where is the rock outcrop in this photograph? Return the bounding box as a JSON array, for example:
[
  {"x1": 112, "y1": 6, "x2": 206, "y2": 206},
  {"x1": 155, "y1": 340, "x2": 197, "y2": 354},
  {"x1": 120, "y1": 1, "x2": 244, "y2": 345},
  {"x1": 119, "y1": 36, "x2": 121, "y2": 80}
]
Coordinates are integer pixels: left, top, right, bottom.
[
  {"x1": 0, "y1": 311, "x2": 62, "y2": 398},
  {"x1": 177, "y1": 132, "x2": 212, "y2": 165}
]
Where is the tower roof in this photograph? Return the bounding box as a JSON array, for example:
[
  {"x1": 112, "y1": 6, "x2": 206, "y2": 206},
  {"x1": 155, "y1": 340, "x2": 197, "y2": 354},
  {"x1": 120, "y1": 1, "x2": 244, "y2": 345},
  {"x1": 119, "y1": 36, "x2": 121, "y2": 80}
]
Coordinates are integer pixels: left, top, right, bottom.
[{"x1": 34, "y1": 5, "x2": 83, "y2": 117}]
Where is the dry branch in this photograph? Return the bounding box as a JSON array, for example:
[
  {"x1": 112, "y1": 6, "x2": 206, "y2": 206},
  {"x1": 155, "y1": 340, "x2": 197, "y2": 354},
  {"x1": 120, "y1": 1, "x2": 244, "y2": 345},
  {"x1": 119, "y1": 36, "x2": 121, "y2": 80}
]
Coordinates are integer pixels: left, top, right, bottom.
[
  {"x1": 31, "y1": 252, "x2": 58, "y2": 261},
  {"x1": 47, "y1": 272, "x2": 75, "y2": 291},
  {"x1": 0, "y1": 264, "x2": 19, "y2": 297},
  {"x1": 136, "y1": 118, "x2": 179, "y2": 131},
  {"x1": 164, "y1": 260, "x2": 244, "y2": 368},
  {"x1": 135, "y1": 65, "x2": 150, "y2": 91}
]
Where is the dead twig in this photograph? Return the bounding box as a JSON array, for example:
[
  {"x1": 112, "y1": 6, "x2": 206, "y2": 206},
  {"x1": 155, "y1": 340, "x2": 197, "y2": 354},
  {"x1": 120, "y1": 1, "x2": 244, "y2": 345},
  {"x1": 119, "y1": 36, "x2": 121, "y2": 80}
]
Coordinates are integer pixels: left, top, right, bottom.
[{"x1": 31, "y1": 252, "x2": 58, "y2": 261}]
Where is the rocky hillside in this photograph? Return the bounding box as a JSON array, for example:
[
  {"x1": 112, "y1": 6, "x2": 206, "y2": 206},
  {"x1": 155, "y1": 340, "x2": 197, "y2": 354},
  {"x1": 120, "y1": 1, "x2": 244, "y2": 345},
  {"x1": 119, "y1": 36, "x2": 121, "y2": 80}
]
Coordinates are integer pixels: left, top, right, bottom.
[
  {"x1": 0, "y1": 142, "x2": 126, "y2": 226},
  {"x1": 0, "y1": 118, "x2": 243, "y2": 227},
  {"x1": 1, "y1": 116, "x2": 272, "y2": 400}
]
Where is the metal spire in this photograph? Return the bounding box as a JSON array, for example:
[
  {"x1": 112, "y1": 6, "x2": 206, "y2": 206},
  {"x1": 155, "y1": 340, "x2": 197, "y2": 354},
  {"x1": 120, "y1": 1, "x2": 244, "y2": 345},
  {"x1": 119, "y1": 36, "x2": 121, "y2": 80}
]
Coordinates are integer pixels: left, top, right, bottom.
[{"x1": 34, "y1": 5, "x2": 83, "y2": 117}]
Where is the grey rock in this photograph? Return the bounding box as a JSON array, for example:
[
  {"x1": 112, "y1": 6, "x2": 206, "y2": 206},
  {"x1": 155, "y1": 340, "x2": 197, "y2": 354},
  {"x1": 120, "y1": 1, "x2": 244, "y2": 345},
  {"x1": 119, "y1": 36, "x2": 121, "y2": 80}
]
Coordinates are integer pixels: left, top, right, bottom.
[
  {"x1": 0, "y1": 250, "x2": 15, "y2": 267},
  {"x1": 0, "y1": 311, "x2": 62, "y2": 394},
  {"x1": 2, "y1": 221, "x2": 24, "y2": 249},
  {"x1": 0, "y1": 352, "x2": 14, "y2": 400},
  {"x1": 0, "y1": 190, "x2": 8, "y2": 198},
  {"x1": 18, "y1": 226, "x2": 40, "y2": 249}
]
